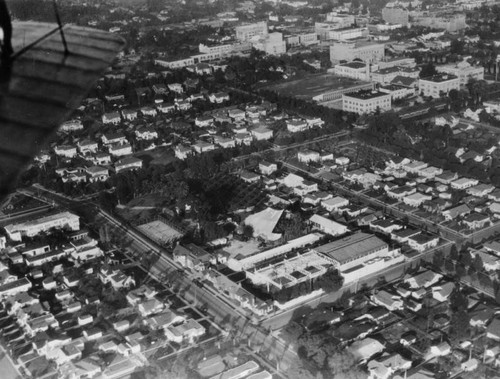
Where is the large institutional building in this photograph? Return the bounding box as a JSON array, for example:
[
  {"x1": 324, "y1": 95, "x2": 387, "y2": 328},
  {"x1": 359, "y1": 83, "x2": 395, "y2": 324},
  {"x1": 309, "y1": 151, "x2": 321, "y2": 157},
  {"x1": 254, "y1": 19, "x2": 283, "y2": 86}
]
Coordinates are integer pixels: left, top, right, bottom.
[
  {"x1": 4, "y1": 211, "x2": 80, "y2": 241},
  {"x1": 435, "y1": 61, "x2": 484, "y2": 86},
  {"x1": 382, "y1": 7, "x2": 409, "y2": 27},
  {"x1": 342, "y1": 90, "x2": 392, "y2": 115},
  {"x1": 419, "y1": 74, "x2": 460, "y2": 98},
  {"x1": 236, "y1": 21, "x2": 269, "y2": 41},
  {"x1": 330, "y1": 41, "x2": 385, "y2": 64}
]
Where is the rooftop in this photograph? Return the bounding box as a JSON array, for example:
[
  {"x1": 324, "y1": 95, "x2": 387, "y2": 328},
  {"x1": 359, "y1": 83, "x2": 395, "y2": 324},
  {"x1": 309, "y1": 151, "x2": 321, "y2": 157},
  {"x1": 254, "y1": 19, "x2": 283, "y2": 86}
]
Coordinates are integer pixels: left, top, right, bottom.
[
  {"x1": 344, "y1": 90, "x2": 390, "y2": 100},
  {"x1": 314, "y1": 233, "x2": 387, "y2": 265},
  {"x1": 420, "y1": 73, "x2": 458, "y2": 83}
]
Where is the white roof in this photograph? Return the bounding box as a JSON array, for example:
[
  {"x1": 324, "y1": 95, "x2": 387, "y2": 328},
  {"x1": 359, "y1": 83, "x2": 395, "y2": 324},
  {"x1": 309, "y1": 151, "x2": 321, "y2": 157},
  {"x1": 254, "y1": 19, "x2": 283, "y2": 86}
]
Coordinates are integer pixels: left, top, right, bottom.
[{"x1": 245, "y1": 208, "x2": 283, "y2": 241}]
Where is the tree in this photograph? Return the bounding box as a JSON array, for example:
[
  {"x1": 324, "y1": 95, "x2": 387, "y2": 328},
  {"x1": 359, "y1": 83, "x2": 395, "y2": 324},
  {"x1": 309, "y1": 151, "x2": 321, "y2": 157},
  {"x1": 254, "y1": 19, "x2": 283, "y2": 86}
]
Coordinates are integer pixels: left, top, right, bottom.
[
  {"x1": 450, "y1": 286, "x2": 468, "y2": 312},
  {"x1": 449, "y1": 310, "x2": 471, "y2": 342},
  {"x1": 473, "y1": 254, "x2": 484, "y2": 272},
  {"x1": 317, "y1": 268, "x2": 344, "y2": 292},
  {"x1": 420, "y1": 62, "x2": 438, "y2": 78},
  {"x1": 432, "y1": 250, "x2": 445, "y2": 268},
  {"x1": 327, "y1": 349, "x2": 366, "y2": 378},
  {"x1": 242, "y1": 224, "x2": 254, "y2": 239}
]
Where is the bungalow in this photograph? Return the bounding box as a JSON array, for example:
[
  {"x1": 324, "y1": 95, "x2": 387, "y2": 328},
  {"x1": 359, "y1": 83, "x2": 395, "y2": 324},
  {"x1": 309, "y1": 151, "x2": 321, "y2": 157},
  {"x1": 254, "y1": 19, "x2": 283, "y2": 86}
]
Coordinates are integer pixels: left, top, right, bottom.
[
  {"x1": 435, "y1": 171, "x2": 459, "y2": 184},
  {"x1": 86, "y1": 166, "x2": 109, "y2": 183},
  {"x1": 92, "y1": 152, "x2": 112, "y2": 165},
  {"x1": 240, "y1": 170, "x2": 261, "y2": 183},
  {"x1": 173, "y1": 244, "x2": 212, "y2": 272},
  {"x1": 121, "y1": 109, "x2": 138, "y2": 121},
  {"x1": 407, "y1": 234, "x2": 439, "y2": 252},
  {"x1": 228, "y1": 108, "x2": 246, "y2": 121},
  {"x1": 208, "y1": 92, "x2": 229, "y2": 103},
  {"x1": 403, "y1": 192, "x2": 432, "y2": 207},
  {"x1": 467, "y1": 184, "x2": 495, "y2": 197},
  {"x1": 164, "y1": 318, "x2": 205, "y2": 343},
  {"x1": 462, "y1": 213, "x2": 490, "y2": 229},
  {"x1": 77, "y1": 140, "x2": 98, "y2": 155},
  {"x1": 167, "y1": 83, "x2": 184, "y2": 94},
  {"x1": 368, "y1": 353, "x2": 411, "y2": 379},
  {"x1": 171, "y1": 143, "x2": 191, "y2": 160},
  {"x1": 294, "y1": 180, "x2": 319, "y2": 196},
  {"x1": 419, "y1": 166, "x2": 443, "y2": 179},
  {"x1": 144, "y1": 311, "x2": 185, "y2": 330},
  {"x1": 135, "y1": 126, "x2": 158, "y2": 140},
  {"x1": 54, "y1": 145, "x2": 77, "y2": 158},
  {"x1": 298, "y1": 150, "x2": 320, "y2": 163},
  {"x1": 152, "y1": 83, "x2": 168, "y2": 95},
  {"x1": 83, "y1": 328, "x2": 103, "y2": 341},
  {"x1": 235, "y1": 132, "x2": 253, "y2": 145},
  {"x1": 109, "y1": 143, "x2": 133, "y2": 157},
  {"x1": 322, "y1": 196, "x2": 349, "y2": 212},
  {"x1": 138, "y1": 298, "x2": 165, "y2": 317},
  {"x1": 102, "y1": 112, "x2": 121, "y2": 125},
  {"x1": 102, "y1": 132, "x2": 127, "y2": 145},
  {"x1": 195, "y1": 115, "x2": 214, "y2": 127},
  {"x1": 403, "y1": 160, "x2": 428, "y2": 174},
  {"x1": 369, "y1": 218, "x2": 402, "y2": 234},
  {"x1": 259, "y1": 161, "x2": 278, "y2": 176},
  {"x1": 0, "y1": 277, "x2": 32, "y2": 299},
  {"x1": 487, "y1": 318, "x2": 500, "y2": 341},
  {"x1": 432, "y1": 282, "x2": 454, "y2": 302},
  {"x1": 250, "y1": 127, "x2": 273, "y2": 141},
  {"x1": 309, "y1": 214, "x2": 348, "y2": 236},
  {"x1": 157, "y1": 102, "x2": 176, "y2": 114},
  {"x1": 176, "y1": 99, "x2": 192, "y2": 111},
  {"x1": 192, "y1": 141, "x2": 216, "y2": 154},
  {"x1": 286, "y1": 118, "x2": 308, "y2": 133},
  {"x1": 214, "y1": 136, "x2": 236, "y2": 149},
  {"x1": 335, "y1": 156, "x2": 350, "y2": 166},
  {"x1": 371, "y1": 290, "x2": 403, "y2": 311},
  {"x1": 99, "y1": 267, "x2": 135, "y2": 289},
  {"x1": 391, "y1": 228, "x2": 420, "y2": 243},
  {"x1": 443, "y1": 204, "x2": 470, "y2": 221},
  {"x1": 115, "y1": 157, "x2": 143, "y2": 173},
  {"x1": 470, "y1": 305, "x2": 494, "y2": 328},
  {"x1": 304, "y1": 116, "x2": 324, "y2": 128},
  {"x1": 405, "y1": 270, "x2": 442, "y2": 289},
  {"x1": 386, "y1": 185, "x2": 416, "y2": 200},
  {"x1": 451, "y1": 177, "x2": 479, "y2": 190},
  {"x1": 78, "y1": 314, "x2": 93, "y2": 326}
]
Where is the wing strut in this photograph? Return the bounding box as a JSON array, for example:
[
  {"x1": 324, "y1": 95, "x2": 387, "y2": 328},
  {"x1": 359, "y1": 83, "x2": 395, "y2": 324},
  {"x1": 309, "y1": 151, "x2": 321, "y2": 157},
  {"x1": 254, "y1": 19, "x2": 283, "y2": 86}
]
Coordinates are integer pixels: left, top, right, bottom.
[{"x1": 52, "y1": 0, "x2": 69, "y2": 56}]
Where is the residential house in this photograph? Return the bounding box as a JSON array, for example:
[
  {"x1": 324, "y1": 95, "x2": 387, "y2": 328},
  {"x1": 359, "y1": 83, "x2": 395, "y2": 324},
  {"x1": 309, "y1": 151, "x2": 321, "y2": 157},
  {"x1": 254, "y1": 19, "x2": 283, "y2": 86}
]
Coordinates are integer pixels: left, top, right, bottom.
[
  {"x1": 135, "y1": 126, "x2": 158, "y2": 140},
  {"x1": 86, "y1": 166, "x2": 109, "y2": 183},
  {"x1": 309, "y1": 214, "x2": 348, "y2": 236},
  {"x1": 164, "y1": 319, "x2": 205, "y2": 343},
  {"x1": 250, "y1": 126, "x2": 273, "y2": 140},
  {"x1": 208, "y1": 92, "x2": 229, "y2": 103},
  {"x1": 121, "y1": 109, "x2": 138, "y2": 121},
  {"x1": 115, "y1": 157, "x2": 143, "y2": 173},
  {"x1": 77, "y1": 140, "x2": 98, "y2": 155},
  {"x1": 54, "y1": 145, "x2": 77, "y2": 159},
  {"x1": 102, "y1": 112, "x2": 121, "y2": 125},
  {"x1": 407, "y1": 234, "x2": 439, "y2": 252},
  {"x1": 259, "y1": 161, "x2": 278, "y2": 176},
  {"x1": 98, "y1": 267, "x2": 135, "y2": 289},
  {"x1": 109, "y1": 143, "x2": 133, "y2": 157},
  {"x1": 322, "y1": 196, "x2": 349, "y2": 212},
  {"x1": 371, "y1": 290, "x2": 404, "y2": 311},
  {"x1": 462, "y1": 213, "x2": 490, "y2": 229},
  {"x1": 101, "y1": 132, "x2": 127, "y2": 146}
]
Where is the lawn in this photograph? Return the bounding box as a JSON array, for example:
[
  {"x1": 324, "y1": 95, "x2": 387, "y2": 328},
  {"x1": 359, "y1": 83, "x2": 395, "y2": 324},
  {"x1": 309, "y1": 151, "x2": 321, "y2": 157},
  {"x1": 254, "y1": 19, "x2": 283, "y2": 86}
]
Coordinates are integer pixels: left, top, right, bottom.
[
  {"x1": 135, "y1": 146, "x2": 176, "y2": 166},
  {"x1": 223, "y1": 239, "x2": 261, "y2": 259}
]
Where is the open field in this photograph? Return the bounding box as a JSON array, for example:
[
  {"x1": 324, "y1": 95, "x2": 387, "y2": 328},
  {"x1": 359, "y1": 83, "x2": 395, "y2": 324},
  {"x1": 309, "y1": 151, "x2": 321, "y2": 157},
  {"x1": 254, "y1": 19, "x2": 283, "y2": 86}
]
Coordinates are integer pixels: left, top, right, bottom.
[
  {"x1": 135, "y1": 146, "x2": 175, "y2": 166},
  {"x1": 261, "y1": 74, "x2": 369, "y2": 100},
  {"x1": 224, "y1": 239, "x2": 261, "y2": 259}
]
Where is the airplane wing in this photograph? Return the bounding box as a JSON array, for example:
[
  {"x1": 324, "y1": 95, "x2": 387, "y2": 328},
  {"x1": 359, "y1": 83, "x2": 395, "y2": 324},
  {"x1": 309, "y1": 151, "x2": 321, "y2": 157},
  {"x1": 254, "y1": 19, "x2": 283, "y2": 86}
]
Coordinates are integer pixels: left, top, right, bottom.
[{"x1": 0, "y1": 21, "x2": 125, "y2": 198}]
